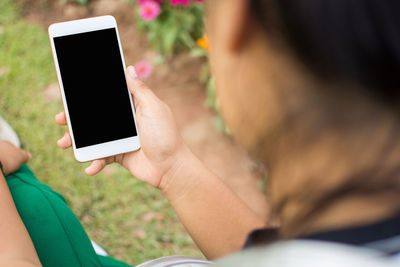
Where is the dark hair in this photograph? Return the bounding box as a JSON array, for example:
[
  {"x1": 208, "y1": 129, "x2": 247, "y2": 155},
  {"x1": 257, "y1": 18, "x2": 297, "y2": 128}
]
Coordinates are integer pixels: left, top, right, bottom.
[{"x1": 252, "y1": 0, "x2": 400, "y2": 107}]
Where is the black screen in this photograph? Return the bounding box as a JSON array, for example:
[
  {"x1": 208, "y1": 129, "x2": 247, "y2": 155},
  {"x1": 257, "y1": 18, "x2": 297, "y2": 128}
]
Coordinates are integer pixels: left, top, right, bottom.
[{"x1": 54, "y1": 28, "x2": 137, "y2": 148}]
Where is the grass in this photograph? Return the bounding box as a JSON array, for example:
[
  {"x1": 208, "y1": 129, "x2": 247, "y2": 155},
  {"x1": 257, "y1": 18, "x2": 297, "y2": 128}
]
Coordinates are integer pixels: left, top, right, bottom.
[{"x1": 0, "y1": 0, "x2": 201, "y2": 264}]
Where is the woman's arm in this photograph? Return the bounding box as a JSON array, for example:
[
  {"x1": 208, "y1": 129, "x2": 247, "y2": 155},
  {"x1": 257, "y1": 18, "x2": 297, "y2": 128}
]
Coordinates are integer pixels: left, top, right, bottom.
[
  {"x1": 55, "y1": 66, "x2": 266, "y2": 259},
  {"x1": 0, "y1": 141, "x2": 41, "y2": 266},
  {"x1": 161, "y1": 146, "x2": 266, "y2": 259}
]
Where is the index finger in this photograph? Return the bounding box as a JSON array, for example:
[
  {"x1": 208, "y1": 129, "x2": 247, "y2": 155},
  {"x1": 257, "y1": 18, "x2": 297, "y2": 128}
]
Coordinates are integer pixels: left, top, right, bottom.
[{"x1": 55, "y1": 111, "x2": 67, "y2": 126}]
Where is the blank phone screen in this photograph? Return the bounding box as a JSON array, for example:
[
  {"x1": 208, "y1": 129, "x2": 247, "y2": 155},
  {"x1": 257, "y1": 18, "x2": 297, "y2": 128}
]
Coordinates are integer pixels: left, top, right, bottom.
[{"x1": 54, "y1": 28, "x2": 137, "y2": 149}]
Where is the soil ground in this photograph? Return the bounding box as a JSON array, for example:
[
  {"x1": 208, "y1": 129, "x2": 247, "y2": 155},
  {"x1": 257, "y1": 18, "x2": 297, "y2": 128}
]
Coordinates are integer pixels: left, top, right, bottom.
[{"x1": 20, "y1": 0, "x2": 269, "y2": 220}]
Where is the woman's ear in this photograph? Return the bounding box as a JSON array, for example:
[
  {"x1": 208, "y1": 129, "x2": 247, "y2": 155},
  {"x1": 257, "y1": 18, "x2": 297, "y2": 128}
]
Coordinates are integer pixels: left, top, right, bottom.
[{"x1": 226, "y1": 0, "x2": 251, "y2": 53}]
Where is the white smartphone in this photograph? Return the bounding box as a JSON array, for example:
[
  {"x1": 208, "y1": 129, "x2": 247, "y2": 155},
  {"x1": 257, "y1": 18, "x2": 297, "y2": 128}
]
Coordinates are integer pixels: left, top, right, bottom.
[{"x1": 48, "y1": 15, "x2": 140, "y2": 162}]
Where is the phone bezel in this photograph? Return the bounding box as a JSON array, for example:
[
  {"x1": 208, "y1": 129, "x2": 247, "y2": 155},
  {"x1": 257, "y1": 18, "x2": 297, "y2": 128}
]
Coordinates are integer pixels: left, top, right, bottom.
[{"x1": 48, "y1": 15, "x2": 140, "y2": 162}]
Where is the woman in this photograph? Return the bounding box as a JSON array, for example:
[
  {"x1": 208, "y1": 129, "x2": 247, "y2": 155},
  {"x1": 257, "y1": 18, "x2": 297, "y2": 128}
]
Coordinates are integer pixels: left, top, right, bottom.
[
  {"x1": 3, "y1": 0, "x2": 400, "y2": 265},
  {"x1": 56, "y1": 0, "x2": 400, "y2": 263}
]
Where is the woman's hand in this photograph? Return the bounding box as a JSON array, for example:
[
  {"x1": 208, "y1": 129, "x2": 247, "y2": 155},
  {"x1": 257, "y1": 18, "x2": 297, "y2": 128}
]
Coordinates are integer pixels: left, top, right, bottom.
[
  {"x1": 55, "y1": 66, "x2": 189, "y2": 189},
  {"x1": 0, "y1": 140, "x2": 31, "y2": 176}
]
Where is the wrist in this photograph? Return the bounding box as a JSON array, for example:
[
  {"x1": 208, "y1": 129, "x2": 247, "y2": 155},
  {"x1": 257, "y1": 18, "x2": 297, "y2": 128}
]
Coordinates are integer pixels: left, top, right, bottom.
[{"x1": 159, "y1": 146, "x2": 208, "y2": 203}]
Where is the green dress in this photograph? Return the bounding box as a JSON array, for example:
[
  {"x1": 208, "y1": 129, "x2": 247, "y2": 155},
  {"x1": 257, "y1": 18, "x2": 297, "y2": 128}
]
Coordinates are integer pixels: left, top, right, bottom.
[{"x1": 5, "y1": 164, "x2": 131, "y2": 267}]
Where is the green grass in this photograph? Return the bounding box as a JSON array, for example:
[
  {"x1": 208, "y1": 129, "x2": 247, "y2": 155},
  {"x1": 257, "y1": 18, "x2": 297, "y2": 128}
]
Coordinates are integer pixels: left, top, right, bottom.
[{"x1": 0, "y1": 0, "x2": 201, "y2": 264}]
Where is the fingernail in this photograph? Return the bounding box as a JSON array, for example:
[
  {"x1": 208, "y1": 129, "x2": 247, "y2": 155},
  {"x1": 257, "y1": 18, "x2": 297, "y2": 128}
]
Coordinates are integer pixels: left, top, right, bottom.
[
  {"x1": 127, "y1": 66, "x2": 137, "y2": 78},
  {"x1": 28, "y1": 152, "x2": 32, "y2": 160}
]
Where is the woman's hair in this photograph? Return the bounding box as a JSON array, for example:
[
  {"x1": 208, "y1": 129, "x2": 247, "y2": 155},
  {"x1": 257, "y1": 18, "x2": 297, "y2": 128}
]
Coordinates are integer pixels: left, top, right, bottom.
[
  {"x1": 251, "y1": 0, "x2": 400, "y2": 107},
  {"x1": 249, "y1": 0, "x2": 400, "y2": 237}
]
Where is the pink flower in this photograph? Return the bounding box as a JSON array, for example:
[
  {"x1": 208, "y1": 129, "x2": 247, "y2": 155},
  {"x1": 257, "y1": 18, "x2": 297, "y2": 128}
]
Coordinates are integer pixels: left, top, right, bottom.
[
  {"x1": 134, "y1": 61, "x2": 153, "y2": 79},
  {"x1": 170, "y1": 0, "x2": 190, "y2": 6},
  {"x1": 139, "y1": 1, "x2": 161, "y2": 21},
  {"x1": 139, "y1": 0, "x2": 162, "y2": 4},
  {"x1": 170, "y1": 0, "x2": 203, "y2": 6}
]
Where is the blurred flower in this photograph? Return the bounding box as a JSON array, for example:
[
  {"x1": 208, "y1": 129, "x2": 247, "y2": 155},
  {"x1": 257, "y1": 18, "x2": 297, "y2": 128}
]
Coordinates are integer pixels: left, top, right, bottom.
[
  {"x1": 135, "y1": 60, "x2": 153, "y2": 79},
  {"x1": 170, "y1": 0, "x2": 190, "y2": 6},
  {"x1": 139, "y1": 0, "x2": 162, "y2": 4},
  {"x1": 170, "y1": 0, "x2": 203, "y2": 7},
  {"x1": 197, "y1": 34, "x2": 210, "y2": 51},
  {"x1": 139, "y1": 0, "x2": 161, "y2": 21}
]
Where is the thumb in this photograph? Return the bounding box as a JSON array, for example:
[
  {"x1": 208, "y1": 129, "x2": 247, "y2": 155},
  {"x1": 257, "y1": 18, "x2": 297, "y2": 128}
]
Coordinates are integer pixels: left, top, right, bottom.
[
  {"x1": 19, "y1": 149, "x2": 32, "y2": 164},
  {"x1": 126, "y1": 66, "x2": 150, "y2": 108}
]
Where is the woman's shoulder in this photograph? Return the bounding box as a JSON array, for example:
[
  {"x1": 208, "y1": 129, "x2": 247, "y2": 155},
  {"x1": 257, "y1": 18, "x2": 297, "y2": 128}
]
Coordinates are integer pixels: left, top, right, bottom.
[{"x1": 214, "y1": 240, "x2": 400, "y2": 267}]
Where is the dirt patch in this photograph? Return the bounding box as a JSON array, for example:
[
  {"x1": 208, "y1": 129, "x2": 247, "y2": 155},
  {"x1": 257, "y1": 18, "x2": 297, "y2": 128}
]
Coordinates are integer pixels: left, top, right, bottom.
[{"x1": 20, "y1": 0, "x2": 270, "y2": 219}]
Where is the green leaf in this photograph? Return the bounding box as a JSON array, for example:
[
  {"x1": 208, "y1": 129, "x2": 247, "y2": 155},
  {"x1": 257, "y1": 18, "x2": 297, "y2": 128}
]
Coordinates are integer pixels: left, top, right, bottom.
[
  {"x1": 162, "y1": 24, "x2": 179, "y2": 57},
  {"x1": 190, "y1": 48, "x2": 207, "y2": 58}
]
